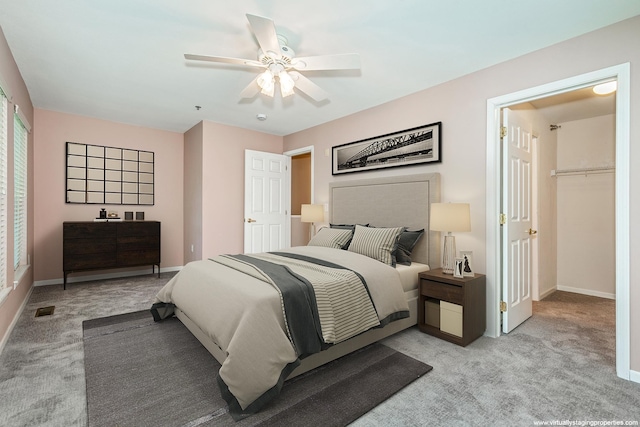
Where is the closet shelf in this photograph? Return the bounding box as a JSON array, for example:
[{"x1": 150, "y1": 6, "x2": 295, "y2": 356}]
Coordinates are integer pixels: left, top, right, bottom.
[{"x1": 551, "y1": 166, "x2": 615, "y2": 177}]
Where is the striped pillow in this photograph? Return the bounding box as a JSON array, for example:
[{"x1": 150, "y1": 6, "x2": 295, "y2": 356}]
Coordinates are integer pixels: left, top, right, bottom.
[
  {"x1": 307, "y1": 227, "x2": 353, "y2": 249},
  {"x1": 348, "y1": 225, "x2": 405, "y2": 266}
]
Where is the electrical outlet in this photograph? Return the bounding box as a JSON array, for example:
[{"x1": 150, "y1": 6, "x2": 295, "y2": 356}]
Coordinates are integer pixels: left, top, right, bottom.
[{"x1": 191, "y1": 244, "x2": 194, "y2": 253}]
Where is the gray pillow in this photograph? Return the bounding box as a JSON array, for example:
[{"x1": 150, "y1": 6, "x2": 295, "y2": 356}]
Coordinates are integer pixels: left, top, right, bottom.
[
  {"x1": 307, "y1": 227, "x2": 353, "y2": 249},
  {"x1": 347, "y1": 225, "x2": 405, "y2": 266},
  {"x1": 393, "y1": 229, "x2": 425, "y2": 266}
]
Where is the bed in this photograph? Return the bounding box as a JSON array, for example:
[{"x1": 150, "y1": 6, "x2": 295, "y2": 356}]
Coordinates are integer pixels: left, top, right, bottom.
[{"x1": 153, "y1": 172, "x2": 441, "y2": 419}]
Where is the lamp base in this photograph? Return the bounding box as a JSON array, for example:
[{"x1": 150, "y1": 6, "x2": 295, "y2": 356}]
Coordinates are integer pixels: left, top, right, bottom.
[{"x1": 442, "y1": 234, "x2": 456, "y2": 274}]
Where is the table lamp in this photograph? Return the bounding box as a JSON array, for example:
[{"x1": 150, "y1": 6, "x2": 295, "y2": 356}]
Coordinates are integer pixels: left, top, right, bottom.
[
  {"x1": 430, "y1": 203, "x2": 471, "y2": 274},
  {"x1": 301, "y1": 204, "x2": 324, "y2": 240}
]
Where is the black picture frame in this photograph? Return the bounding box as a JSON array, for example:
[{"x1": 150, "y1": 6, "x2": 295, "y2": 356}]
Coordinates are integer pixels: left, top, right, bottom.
[{"x1": 332, "y1": 122, "x2": 441, "y2": 175}]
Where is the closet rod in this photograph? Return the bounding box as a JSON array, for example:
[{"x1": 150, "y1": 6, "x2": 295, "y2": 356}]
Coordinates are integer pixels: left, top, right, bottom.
[{"x1": 550, "y1": 166, "x2": 615, "y2": 177}]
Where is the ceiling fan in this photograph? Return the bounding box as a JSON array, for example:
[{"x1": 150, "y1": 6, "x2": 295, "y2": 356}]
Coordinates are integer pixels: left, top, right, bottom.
[{"x1": 184, "y1": 14, "x2": 361, "y2": 102}]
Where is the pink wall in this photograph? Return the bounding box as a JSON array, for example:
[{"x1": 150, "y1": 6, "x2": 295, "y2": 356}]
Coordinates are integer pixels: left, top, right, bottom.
[
  {"x1": 284, "y1": 16, "x2": 640, "y2": 373},
  {"x1": 183, "y1": 122, "x2": 203, "y2": 264},
  {"x1": 33, "y1": 109, "x2": 184, "y2": 282},
  {"x1": 183, "y1": 120, "x2": 283, "y2": 260},
  {"x1": 201, "y1": 120, "x2": 283, "y2": 257},
  {"x1": 0, "y1": 26, "x2": 34, "y2": 348}
]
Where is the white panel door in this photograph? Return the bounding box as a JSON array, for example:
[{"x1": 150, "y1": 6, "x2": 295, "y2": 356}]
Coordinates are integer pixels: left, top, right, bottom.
[
  {"x1": 244, "y1": 150, "x2": 290, "y2": 254},
  {"x1": 502, "y1": 108, "x2": 534, "y2": 333}
]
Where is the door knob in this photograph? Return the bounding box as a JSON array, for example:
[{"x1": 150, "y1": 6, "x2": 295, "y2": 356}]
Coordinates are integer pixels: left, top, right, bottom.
[
  {"x1": 246, "y1": 218, "x2": 256, "y2": 223},
  {"x1": 528, "y1": 228, "x2": 537, "y2": 235}
]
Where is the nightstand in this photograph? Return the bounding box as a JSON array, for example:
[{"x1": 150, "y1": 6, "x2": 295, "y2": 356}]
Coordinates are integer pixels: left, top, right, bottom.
[{"x1": 418, "y1": 268, "x2": 486, "y2": 346}]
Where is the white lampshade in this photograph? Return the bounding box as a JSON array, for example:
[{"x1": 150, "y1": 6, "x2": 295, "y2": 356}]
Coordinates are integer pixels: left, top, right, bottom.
[
  {"x1": 430, "y1": 203, "x2": 471, "y2": 232},
  {"x1": 279, "y1": 71, "x2": 295, "y2": 97},
  {"x1": 301, "y1": 204, "x2": 324, "y2": 223}
]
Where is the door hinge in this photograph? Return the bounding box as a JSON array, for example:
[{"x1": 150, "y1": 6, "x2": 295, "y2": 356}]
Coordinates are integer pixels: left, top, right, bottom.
[
  {"x1": 499, "y1": 213, "x2": 506, "y2": 225},
  {"x1": 500, "y1": 127, "x2": 507, "y2": 138},
  {"x1": 500, "y1": 301, "x2": 507, "y2": 312}
]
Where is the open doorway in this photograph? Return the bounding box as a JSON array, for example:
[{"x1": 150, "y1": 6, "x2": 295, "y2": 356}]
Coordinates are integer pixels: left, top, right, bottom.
[
  {"x1": 486, "y1": 63, "x2": 631, "y2": 380},
  {"x1": 285, "y1": 146, "x2": 315, "y2": 246},
  {"x1": 508, "y1": 85, "x2": 616, "y2": 303}
]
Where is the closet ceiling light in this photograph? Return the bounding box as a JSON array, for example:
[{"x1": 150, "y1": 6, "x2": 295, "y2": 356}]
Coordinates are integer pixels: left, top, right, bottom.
[{"x1": 593, "y1": 81, "x2": 617, "y2": 95}]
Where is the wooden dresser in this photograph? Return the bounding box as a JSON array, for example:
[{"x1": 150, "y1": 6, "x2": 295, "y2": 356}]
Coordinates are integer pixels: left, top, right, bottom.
[{"x1": 63, "y1": 221, "x2": 161, "y2": 289}]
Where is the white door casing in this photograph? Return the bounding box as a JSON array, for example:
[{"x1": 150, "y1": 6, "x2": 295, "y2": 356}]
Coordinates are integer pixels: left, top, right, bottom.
[
  {"x1": 502, "y1": 108, "x2": 534, "y2": 333},
  {"x1": 486, "y1": 63, "x2": 630, "y2": 380},
  {"x1": 244, "y1": 150, "x2": 290, "y2": 254}
]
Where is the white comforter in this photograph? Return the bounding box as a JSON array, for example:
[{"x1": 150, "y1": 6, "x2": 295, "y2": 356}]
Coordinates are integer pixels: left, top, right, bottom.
[{"x1": 154, "y1": 246, "x2": 409, "y2": 415}]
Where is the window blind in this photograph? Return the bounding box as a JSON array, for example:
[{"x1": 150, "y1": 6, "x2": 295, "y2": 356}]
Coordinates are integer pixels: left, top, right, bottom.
[
  {"x1": 14, "y1": 112, "x2": 27, "y2": 271},
  {"x1": 0, "y1": 88, "x2": 7, "y2": 289}
]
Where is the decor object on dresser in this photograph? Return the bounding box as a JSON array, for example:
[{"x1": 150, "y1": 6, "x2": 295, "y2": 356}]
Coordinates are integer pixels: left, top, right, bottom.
[
  {"x1": 300, "y1": 203, "x2": 324, "y2": 239},
  {"x1": 418, "y1": 268, "x2": 486, "y2": 346},
  {"x1": 429, "y1": 202, "x2": 470, "y2": 274},
  {"x1": 63, "y1": 221, "x2": 160, "y2": 289},
  {"x1": 332, "y1": 122, "x2": 441, "y2": 175},
  {"x1": 66, "y1": 142, "x2": 154, "y2": 205}
]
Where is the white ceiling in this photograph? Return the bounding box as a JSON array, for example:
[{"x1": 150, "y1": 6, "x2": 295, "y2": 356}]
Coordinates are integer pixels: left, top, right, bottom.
[{"x1": 1, "y1": 1, "x2": 638, "y2": 136}]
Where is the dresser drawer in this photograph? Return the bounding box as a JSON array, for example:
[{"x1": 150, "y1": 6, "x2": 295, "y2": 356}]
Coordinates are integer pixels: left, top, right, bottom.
[
  {"x1": 117, "y1": 249, "x2": 160, "y2": 266},
  {"x1": 64, "y1": 252, "x2": 117, "y2": 271},
  {"x1": 117, "y1": 235, "x2": 160, "y2": 251},
  {"x1": 421, "y1": 279, "x2": 463, "y2": 305},
  {"x1": 117, "y1": 221, "x2": 160, "y2": 237},
  {"x1": 63, "y1": 222, "x2": 114, "y2": 239},
  {"x1": 64, "y1": 237, "x2": 117, "y2": 255}
]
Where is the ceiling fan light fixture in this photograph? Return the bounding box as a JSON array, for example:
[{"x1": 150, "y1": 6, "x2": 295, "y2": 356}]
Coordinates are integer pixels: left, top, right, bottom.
[
  {"x1": 279, "y1": 71, "x2": 295, "y2": 97},
  {"x1": 257, "y1": 70, "x2": 275, "y2": 96}
]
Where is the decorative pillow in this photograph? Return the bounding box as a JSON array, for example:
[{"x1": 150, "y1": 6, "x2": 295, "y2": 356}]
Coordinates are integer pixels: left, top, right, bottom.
[
  {"x1": 347, "y1": 225, "x2": 405, "y2": 266},
  {"x1": 307, "y1": 227, "x2": 353, "y2": 249},
  {"x1": 393, "y1": 229, "x2": 425, "y2": 266},
  {"x1": 330, "y1": 223, "x2": 369, "y2": 249}
]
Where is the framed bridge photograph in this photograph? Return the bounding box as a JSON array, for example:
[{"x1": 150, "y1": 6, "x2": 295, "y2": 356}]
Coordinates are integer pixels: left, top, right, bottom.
[{"x1": 332, "y1": 122, "x2": 441, "y2": 175}]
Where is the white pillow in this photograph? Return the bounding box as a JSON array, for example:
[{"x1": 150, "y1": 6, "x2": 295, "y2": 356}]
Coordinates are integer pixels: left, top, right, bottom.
[
  {"x1": 347, "y1": 225, "x2": 405, "y2": 265},
  {"x1": 307, "y1": 227, "x2": 353, "y2": 249}
]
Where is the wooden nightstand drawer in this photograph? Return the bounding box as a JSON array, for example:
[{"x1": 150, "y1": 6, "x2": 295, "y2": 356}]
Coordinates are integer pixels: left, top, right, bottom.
[{"x1": 421, "y1": 279, "x2": 463, "y2": 305}]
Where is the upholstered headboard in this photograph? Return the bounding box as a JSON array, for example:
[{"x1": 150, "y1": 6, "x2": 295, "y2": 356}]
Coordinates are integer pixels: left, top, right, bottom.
[{"x1": 329, "y1": 173, "x2": 441, "y2": 267}]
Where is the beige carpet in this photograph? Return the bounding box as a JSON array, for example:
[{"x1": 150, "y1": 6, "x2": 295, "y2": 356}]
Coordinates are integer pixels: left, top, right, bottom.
[{"x1": 1, "y1": 274, "x2": 639, "y2": 427}]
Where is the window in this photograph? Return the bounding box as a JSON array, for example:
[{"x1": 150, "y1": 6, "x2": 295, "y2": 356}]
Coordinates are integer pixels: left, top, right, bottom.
[
  {"x1": 0, "y1": 88, "x2": 7, "y2": 291},
  {"x1": 14, "y1": 112, "x2": 27, "y2": 272}
]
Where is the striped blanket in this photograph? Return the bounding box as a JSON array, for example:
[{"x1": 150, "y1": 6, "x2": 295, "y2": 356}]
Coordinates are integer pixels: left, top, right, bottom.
[{"x1": 217, "y1": 252, "x2": 381, "y2": 355}]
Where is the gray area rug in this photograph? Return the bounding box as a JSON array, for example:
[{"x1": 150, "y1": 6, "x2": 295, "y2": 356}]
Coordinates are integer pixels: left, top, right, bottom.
[{"x1": 83, "y1": 310, "x2": 433, "y2": 427}]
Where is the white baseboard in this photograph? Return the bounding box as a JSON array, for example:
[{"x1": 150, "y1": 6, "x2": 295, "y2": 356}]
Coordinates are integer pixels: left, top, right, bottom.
[
  {"x1": 0, "y1": 283, "x2": 34, "y2": 356},
  {"x1": 556, "y1": 285, "x2": 615, "y2": 300},
  {"x1": 537, "y1": 286, "x2": 556, "y2": 300},
  {"x1": 630, "y1": 369, "x2": 640, "y2": 384},
  {"x1": 33, "y1": 266, "x2": 183, "y2": 287}
]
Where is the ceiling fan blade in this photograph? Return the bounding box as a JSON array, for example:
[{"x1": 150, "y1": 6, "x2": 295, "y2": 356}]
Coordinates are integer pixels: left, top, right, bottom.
[
  {"x1": 240, "y1": 75, "x2": 261, "y2": 98},
  {"x1": 184, "y1": 53, "x2": 263, "y2": 68},
  {"x1": 246, "y1": 14, "x2": 281, "y2": 59},
  {"x1": 291, "y1": 53, "x2": 360, "y2": 71},
  {"x1": 289, "y1": 71, "x2": 329, "y2": 102}
]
